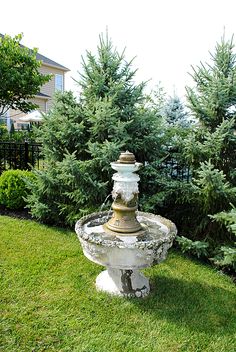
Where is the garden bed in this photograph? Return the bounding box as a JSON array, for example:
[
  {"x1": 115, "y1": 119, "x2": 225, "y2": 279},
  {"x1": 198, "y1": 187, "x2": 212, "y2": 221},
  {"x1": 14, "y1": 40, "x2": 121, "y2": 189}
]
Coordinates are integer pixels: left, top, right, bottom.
[{"x1": 0, "y1": 205, "x2": 32, "y2": 220}]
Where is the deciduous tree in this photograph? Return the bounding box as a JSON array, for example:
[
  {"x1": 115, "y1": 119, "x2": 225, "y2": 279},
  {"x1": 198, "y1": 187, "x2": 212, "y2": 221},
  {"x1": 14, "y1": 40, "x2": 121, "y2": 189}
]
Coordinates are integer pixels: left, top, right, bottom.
[{"x1": 0, "y1": 34, "x2": 50, "y2": 117}]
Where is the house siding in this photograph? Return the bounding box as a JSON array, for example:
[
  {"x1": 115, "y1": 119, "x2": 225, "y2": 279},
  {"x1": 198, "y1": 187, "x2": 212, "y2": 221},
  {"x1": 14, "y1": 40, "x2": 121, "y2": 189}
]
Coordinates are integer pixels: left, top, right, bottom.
[
  {"x1": 31, "y1": 97, "x2": 48, "y2": 112},
  {"x1": 39, "y1": 64, "x2": 66, "y2": 98}
]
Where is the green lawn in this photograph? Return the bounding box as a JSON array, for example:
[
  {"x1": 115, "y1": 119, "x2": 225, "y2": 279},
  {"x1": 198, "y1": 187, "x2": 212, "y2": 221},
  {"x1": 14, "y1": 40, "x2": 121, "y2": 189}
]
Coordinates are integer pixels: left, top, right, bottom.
[{"x1": 0, "y1": 216, "x2": 235, "y2": 352}]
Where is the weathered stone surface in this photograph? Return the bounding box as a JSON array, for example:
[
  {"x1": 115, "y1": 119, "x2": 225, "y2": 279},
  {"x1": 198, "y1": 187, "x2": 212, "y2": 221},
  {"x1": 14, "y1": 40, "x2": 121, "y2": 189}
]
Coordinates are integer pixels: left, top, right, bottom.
[
  {"x1": 96, "y1": 268, "x2": 150, "y2": 298},
  {"x1": 75, "y1": 211, "x2": 177, "y2": 297}
]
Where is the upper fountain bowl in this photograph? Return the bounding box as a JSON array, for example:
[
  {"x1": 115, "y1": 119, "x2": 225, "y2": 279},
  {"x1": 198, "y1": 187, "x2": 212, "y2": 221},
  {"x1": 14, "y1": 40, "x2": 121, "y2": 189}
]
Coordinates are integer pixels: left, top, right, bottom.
[{"x1": 110, "y1": 161, "x2": 142, "y2": 174}]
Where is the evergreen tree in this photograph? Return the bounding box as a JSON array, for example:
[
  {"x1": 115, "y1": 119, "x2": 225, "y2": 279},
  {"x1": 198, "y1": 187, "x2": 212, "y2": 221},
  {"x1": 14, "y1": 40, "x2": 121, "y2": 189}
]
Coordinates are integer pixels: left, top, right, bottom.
[
  {"x1": 163, "y1": 94, "x2": 189, "y2": 127},
  {"x1": 27, "y1": 35, "x2": 164, "y2": 226},
  {"x1": 185, "y1": 35, "x2": 236, "y2": 180},
  {"x1": 180, "y1": 35, "x2": 236, "y2": 242},
  {"x1": 142, "y1": 36, "x2": 236, "y2": 249},
  {"x1": 186, "y1": 35, "x2": 236, "y2": 131},
  {"x1": 78, "y1": 34, "x2": 162, "y2": 166}
]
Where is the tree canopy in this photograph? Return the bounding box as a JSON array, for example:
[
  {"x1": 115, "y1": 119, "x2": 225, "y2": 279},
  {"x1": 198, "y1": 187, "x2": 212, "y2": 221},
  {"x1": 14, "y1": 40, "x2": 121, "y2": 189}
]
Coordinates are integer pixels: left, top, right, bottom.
[
  {"x1": 0, "y1": 34, "x2": 50, "y2": 117},
  {"x1": 27, "y1": 34, "x2": 165, "y2": 226}
]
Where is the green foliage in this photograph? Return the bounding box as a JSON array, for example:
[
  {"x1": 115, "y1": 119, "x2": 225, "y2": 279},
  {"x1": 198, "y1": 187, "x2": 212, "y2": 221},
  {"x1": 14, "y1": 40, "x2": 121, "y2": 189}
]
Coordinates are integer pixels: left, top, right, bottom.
[
  {"x1": 210, "y1": 206, "x2": 236, "y2": 271},
  {"x1": 186, "y1": 36, "x2": 236, "y2": 241},
  {"x1": 192, "y1": 161, "x2": 236, "y2": 215},
  {"x1": 183, "y1": 119, "x2": 236, "y2": 178},
  {"x1": 164, "y1": 35, "x2": 236, "y2": 247},
  {"x1": 163, "y1": 94, "x2": 190, "y2": 127},
  {"x1": 142, "y1": 36, "x2": 236, "y2": 258},
  {"x1": 0, "y1": 121, "x2": 8, "y2": 139},
  {"x1": 161, "y1": 161, "x2": 236, "y2": 242},
  {"x1": 211, "y1": 204, "x2": 236, "y2": 235},
  {"x1": 0, "y1": 169, "x2": 35, "y2": 209},
  {"x1": 186, "y1": 35, "x2": 236, "y2": 131},
  {"x1": 0, "y1": 127, "x2": 37, "y2": 143},
  {"x1": 176, "y1": 236, "x2": 209, "y2": 258},
  {"x1": 27, "y1": 153, "x2": 107, "y2": 226},
  {"x1": 28, "y1": 34, "x2": 164, "y2": 226},
  {"x1": 36, "y1": 91, "x2": 87, "y2": 161},
  {"x1": 212, "y1": 245, "x2": 236, "y2": 271},
  {"x1": 0, "y1": 33, "x2": 50, "y2": 117},
  {"x1": 185, "y1": 35, "x2": 236, "y2": 183}
]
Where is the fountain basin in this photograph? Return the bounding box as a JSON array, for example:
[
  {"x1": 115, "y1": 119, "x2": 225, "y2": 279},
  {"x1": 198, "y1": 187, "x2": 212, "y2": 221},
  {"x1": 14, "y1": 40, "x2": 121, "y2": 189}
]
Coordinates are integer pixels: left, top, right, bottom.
[{"x1": 75, "y1": 211, "x2": 177, "y2": 297}]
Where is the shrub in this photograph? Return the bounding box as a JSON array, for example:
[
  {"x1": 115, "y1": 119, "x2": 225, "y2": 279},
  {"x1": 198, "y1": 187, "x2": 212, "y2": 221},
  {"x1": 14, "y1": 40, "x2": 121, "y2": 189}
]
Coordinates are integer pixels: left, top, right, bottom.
[
  {"x1": 0, "y1": 169, "x2": 35, "y2": 209},
  {"x1": 210, "y1": 206, "x2": 236, "y2": 272},
  {"x1": 211, "y1": 246, "x2": 236, "y2": 272},
  {"x1": 176, "y1": 236, "x2": 209, "y2": 258}
]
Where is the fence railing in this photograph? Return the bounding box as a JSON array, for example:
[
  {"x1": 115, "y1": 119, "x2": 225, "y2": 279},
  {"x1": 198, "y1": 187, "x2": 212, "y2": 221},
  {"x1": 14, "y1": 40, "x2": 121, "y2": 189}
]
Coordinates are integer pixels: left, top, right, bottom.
[
  {"x1": 162, "y1": 159, "x2": 191, "y2": 182},
  {"x1": 0, "y1": 141, "x2": 191, "y2": 181},
  {"x1": 0, "y1": 141, "x2": 42, "y2": 173}
]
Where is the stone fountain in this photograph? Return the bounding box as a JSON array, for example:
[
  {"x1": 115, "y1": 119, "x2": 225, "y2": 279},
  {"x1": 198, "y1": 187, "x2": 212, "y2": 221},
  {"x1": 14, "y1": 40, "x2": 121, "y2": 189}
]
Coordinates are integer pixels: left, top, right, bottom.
[{"x1": 75, "y1": 151, "x2": 177, "y2": 298}]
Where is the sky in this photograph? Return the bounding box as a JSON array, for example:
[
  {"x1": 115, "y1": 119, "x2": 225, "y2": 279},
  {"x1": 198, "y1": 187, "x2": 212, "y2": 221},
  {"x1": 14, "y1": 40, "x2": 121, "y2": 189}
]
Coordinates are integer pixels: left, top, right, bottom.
[{"x1": 1, "y1": 0, "x2": 236, "y2": 99}]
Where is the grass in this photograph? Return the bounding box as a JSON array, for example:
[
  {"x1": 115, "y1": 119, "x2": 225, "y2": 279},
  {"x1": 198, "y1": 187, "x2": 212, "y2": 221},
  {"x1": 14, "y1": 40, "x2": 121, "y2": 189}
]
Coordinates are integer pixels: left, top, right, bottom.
[{"x1": 0, "y1": 215, "x2": 235, "y2": 352}]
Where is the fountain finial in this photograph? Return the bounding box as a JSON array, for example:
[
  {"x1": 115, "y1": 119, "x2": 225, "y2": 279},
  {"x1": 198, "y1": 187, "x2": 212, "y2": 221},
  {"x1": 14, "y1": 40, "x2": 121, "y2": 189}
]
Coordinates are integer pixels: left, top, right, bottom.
[{"x1": 117, "y1": 151, "x2": 136, "y2": 164}]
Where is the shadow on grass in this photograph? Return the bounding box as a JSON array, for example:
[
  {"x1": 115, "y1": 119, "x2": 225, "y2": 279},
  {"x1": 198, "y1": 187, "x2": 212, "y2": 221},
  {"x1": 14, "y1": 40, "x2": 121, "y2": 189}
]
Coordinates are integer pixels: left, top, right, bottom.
[{"x1": 132, "y1": 275, "x2": 236, "y2": 335}]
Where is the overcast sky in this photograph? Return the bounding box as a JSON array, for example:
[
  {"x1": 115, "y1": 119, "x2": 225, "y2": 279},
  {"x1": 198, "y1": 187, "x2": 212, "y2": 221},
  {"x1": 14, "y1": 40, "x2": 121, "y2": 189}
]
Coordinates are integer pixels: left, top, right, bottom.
[{"x1": 1, "y1": 0, "x2": 236, "y2": 98}]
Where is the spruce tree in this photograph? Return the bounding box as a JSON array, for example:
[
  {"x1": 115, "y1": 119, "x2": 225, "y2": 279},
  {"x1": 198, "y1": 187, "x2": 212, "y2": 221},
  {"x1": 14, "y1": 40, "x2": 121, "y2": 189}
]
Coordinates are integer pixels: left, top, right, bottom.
[
  {"x1": 179, "y1": 35, "x2": 236, "y2": 242},
  {"x1": 186, "y1": 35, "x2": 236, "y2": 131},
  {"x1": 163, "y1": 94, "x2": 189, "y2": 127},
  {"x1": 27, "y1": 34, "x2": 164, "y2": 226},
  {"x1": 143, "y1": 36, "x2": 236, "y2": 249},
  {"x1": 186, "y1": 35, "x2": 236, "y2": 180}
]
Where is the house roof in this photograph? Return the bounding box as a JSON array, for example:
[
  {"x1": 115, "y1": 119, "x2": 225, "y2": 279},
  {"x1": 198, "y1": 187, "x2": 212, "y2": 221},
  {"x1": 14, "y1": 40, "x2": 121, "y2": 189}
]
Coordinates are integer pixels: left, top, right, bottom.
[
  {"x1": 36, "y1": 92, "x2": 51, "y2": 99},
  {"x1": 0, "y1": 33, "x2": 69, "y2": 71},
  {"x1": 36, "y1": 52, "x2": 69, "y2": 71}
]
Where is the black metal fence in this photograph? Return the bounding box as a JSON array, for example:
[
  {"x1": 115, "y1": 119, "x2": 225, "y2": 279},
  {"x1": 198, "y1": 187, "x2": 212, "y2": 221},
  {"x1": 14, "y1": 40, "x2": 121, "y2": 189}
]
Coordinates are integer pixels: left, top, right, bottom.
[
  {"x1": 162, "y1": 158, "x2": 191, "y2": 182},
  {"x1": 0, "y1": 141, "x2": 42, "y2": 173},
  {"x1": 0, "y1": 141, "x2": 191, "y2": 181}
]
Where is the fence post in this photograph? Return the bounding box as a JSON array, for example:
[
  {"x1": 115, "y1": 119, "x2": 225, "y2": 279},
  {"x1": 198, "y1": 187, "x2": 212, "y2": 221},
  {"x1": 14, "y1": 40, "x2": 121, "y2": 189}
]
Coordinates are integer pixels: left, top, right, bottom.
[{"x1": 24, "y1": 141, "x2": 29, "y2": 170}]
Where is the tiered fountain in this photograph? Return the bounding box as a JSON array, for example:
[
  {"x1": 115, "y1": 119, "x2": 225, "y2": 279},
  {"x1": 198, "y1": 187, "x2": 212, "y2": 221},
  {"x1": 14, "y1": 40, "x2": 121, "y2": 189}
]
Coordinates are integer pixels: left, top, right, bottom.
[{"x1": 75, "y1": 151, "x2": 177, "y2": 298}]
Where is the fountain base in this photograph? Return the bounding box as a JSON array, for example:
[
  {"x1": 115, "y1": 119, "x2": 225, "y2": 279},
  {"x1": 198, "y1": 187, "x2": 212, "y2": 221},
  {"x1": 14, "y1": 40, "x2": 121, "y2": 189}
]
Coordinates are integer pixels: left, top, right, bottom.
[{"x1": 96, "y1": 268, "x2": 150, "y2": 298}]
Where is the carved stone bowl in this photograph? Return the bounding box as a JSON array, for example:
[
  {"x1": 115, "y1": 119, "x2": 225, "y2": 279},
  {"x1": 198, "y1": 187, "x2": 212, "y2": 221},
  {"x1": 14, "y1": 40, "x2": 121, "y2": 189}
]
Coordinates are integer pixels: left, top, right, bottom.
[{"x1": 75, "y1": 211, "x2": 177, "y2": 298}]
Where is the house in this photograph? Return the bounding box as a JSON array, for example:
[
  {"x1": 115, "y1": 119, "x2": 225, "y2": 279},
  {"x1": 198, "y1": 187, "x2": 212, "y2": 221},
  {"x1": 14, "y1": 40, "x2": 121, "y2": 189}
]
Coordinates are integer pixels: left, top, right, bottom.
[
  {"x1": 0, "y1": 34, "x2": 69, "y2": 129},
  {"x1": 13, "y1": 50, "x2": 69, "y2": 129}
]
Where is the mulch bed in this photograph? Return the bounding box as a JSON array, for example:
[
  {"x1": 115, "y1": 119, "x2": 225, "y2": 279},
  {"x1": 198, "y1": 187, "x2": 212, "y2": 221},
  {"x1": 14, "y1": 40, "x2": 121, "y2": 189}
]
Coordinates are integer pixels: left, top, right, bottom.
[{"x1": 0, "y1": 205, "x2": 32, "y2": 220}]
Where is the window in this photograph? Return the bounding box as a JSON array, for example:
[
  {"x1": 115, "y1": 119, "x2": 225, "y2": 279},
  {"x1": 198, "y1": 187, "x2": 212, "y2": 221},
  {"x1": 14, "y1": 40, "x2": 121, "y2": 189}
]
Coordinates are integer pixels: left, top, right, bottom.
[{"x1": 55, "y1": 74, "x2": 63, "y2": 92}]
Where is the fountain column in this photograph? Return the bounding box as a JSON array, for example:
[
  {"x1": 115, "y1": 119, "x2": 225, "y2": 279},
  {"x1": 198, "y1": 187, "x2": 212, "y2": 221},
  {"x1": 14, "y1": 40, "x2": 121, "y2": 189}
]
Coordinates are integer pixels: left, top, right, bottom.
[{"x1": 104, "y1": 151, "x2": 143, "y2": 235}]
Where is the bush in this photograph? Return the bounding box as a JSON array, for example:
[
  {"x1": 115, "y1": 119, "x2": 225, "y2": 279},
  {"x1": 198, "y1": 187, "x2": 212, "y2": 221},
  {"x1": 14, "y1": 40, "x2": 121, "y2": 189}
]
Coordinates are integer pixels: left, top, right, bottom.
[
  {"x1": 211, "y1": 246, "x2": 236, "y2": 272},
  {"x1": 210, "y1": 206, "x2": 236, "y2": 272},
  {"x1": 0, "y1": 170, "x2": 35, "y2": 209},
  {"x1": 176, "y1": 236, "x2": 209, "y2": 258}
]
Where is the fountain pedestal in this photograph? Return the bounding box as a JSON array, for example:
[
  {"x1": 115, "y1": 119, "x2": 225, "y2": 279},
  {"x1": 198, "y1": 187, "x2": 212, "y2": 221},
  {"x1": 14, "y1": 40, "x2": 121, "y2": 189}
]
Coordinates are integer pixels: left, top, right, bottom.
[
  {"x1": 75, "y1": 152, "x2": 177, "y2": 298},
  {"x1": 96, "y1": 268, "x2": 149, "y2": 298}
]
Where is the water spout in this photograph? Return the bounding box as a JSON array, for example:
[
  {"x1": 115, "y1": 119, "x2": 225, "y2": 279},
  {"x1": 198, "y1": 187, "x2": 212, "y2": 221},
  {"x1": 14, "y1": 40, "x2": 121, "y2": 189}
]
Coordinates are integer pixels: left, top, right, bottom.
[{"x1": 99, "y1": 193, "x2": 112, "y2": 213}]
